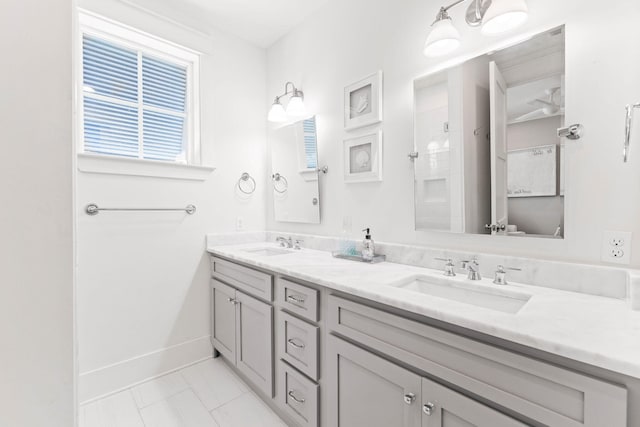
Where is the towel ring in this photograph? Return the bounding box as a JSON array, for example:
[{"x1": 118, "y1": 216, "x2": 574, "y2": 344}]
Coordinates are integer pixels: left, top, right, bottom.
[
  {"x1": 272, "y1": 173, "x2": 288, "y2": 193},
  {"x1": 238, "y1": 172, "x2": 256, "y2": 194}
]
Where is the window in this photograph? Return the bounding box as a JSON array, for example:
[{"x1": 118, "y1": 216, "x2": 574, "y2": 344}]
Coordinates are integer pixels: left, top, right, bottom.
[{"x1": 79, "y1": 13, "x2": 200, "y2": 164}]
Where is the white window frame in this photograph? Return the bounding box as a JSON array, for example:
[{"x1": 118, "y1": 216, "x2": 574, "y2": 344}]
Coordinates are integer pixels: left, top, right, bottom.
[{"x1": 77, "y1": 11, "x2": 201, "y2": 166}]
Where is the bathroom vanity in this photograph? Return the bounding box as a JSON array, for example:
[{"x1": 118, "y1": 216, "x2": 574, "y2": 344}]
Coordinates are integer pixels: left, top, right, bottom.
[{"x1": 208, "y1": 242, "x2": 639, "y2": 427}]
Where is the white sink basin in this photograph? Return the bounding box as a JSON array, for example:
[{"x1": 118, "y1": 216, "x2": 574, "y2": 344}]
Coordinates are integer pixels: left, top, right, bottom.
[
  {"x1": 243, "y1": 247, "x2": 293, "y2": 256},
  {"x1": 391, "y1": 276, "x2": 531, "y2": 314}
]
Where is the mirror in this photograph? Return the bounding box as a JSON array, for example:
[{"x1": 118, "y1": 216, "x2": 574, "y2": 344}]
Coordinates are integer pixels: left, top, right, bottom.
[
  {"x1": 413, "y1": 26, "x2": 565, "y2": 238},
  {"x1": 271, "y1": 116, "x2": 321, "y2": 224}
]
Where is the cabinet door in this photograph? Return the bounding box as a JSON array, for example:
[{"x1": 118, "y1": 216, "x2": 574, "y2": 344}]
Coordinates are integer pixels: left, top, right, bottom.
[
  {"x1": 421, "y1": 377, "x2": 527, "y2": 427},
  {"x1": 211, "y1": 279, "x2": 237, "y2": 361},
  {"x1": 327, "y1": 335, "x2": 422, "y2": 427},
  {"x1": 236, "y1": 290, "x2": 274, "y2": 397}
]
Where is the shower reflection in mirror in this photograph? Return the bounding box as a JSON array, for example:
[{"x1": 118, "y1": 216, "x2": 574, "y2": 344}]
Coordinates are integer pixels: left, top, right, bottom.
[{"x1": 413, "y1": 26, "x2": 565, "y2": 238}]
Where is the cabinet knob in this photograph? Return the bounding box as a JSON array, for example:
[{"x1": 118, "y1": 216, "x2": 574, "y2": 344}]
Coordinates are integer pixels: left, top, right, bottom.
[
  {"x1": 227, "y1": 297, "x2": 238, "y2": 305},
  {"x1": 403, "y1": 393, "x2": 416, "y2": 405},
  {"x1": 423, "y1": 402, "x2": 435, "y2": 416}
]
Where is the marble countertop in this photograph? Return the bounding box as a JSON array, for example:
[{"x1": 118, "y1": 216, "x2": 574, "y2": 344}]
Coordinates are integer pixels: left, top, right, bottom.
[{"x1": 207, "y1": 242, "x2": 640, "y2": 379}]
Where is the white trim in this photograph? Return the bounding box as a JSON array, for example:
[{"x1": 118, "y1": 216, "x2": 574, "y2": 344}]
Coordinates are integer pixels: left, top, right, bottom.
[
  {"x1": 78, "y1": 335, "x2": 212, "y2": 404},
  {"x1": 78, "y1": 153, "x2": 214, "y2": 181}
]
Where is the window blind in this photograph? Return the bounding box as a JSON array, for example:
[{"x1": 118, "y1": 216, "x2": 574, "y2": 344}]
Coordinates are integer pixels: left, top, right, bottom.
[
  {"x1": 82, "y1": 34, "x2": 189, "y2": 162},
  {"x1": 303, "y1": 118, "x2": 318, "y2": 169}
]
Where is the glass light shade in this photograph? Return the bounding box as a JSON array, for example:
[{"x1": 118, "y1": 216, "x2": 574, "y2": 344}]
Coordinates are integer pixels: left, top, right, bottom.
[
  {"x1": 286, "y1": 95, "x2": 307, "y2": 117},
  {"x1": 423, "y1": 18, "x2": 461, "y2": 58},
  {"x1": 268, "y1": 102, "x2": 287, "y2": 122},
  {"x1": 481, "y1": 0, "x2": 528, "y2": 35}
]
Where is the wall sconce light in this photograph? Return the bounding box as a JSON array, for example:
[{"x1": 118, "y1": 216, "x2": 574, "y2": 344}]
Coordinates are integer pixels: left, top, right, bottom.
[
  {"x1": 268, "y1": 81, "x2": 307, "y2": 123},
  {"x1": 424, "y1": 0, "x2": 529, "y2": 57}
]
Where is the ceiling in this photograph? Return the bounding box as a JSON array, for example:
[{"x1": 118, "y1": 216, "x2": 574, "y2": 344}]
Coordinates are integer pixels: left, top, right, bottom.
[{"x1": 128, "y1": 0, "x2": 331, "y2": 48}]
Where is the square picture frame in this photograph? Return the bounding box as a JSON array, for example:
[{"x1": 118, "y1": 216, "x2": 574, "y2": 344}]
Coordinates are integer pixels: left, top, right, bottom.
[
  {"x1": 344, "y1": 71, "x2": 383, "y2": 130},
  {"x1": 343, "y1": 131, "x2": 383, "y2": 183}
]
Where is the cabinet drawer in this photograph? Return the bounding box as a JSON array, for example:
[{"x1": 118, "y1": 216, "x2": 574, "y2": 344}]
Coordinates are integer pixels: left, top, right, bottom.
[
  {"x1": 212, "y1": 256, "x2": 273, "y2": 301},
  {"x1": 328, "y1": 295, "x2": 627, "y2": 427},
  {"x1": 280, "y1": 361, "x2": 319, "y2": 427},
  {"x1": 279, "y1": 311, "x2": 319, "y2": 381},
  {"x1": 278, "y1": 278, "x2": 319, "y2": 322}
]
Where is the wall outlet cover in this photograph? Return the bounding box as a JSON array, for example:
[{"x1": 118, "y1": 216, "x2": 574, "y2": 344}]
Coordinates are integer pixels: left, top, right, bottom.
[{"x1": 601, "y1": 231, "x2": 632, "y2": 265}]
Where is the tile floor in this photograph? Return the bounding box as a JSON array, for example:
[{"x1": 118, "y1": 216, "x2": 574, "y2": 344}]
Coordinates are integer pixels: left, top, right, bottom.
[{"x1": 80, "y1": 358, "x2": 290, "y2": 427}]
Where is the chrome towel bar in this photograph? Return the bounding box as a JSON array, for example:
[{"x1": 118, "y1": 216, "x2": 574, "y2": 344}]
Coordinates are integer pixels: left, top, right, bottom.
[{"x1": 85, "y1": 203, "x2": 196, "y2": 216}]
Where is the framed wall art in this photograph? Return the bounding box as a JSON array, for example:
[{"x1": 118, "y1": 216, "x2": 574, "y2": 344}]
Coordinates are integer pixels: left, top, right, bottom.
[
  {"x1": 344, "y1": 71, "x2": 383, "y2": 130},
  {"x1": 343, "y1": 131, "x2": 383, "y2": 183}
]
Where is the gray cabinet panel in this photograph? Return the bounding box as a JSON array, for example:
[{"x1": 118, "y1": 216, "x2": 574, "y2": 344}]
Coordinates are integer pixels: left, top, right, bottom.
[
  {"x1": 421, "y1": 377, "x2": 526, "y2": 427},
  {"x1": 279, "y1": 310, "x2": 319, "y2": 381},
  {"x1": 328, "y1": 295, "x2": 627, "y2": 427},
  {"x1": 280, "y1": 361, "x2": 320, "y2": 427},
  {"x1": 327, "y1": 335, "x2": 422, "y2": 427},
  {"x1": 212, "y1": 256, "x2": 273, "y2": 301},
  {"x1": 211, "y1": 279, "x2": 236, "y2": 362},
  {"x1": 278, "y1": 277, "x2": 320, "y2": 322},
  {"x1": 236, "y1": 290, "x2": 274, "y2": 397}
]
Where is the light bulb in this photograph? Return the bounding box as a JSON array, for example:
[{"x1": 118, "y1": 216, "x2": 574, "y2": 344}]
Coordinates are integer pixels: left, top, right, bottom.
[
  {"x1": 268, "y1": 101, "x2": 287, "y2": 122},
  {"x1": 481, "y1": 0, "x2": 528, "y2": 35},
  {"x1": 286, "y1": 95, "x2": 307, "y2": 117},
  {"x1": 424, "y1": 18, "x2": 461, "y2": 57}
]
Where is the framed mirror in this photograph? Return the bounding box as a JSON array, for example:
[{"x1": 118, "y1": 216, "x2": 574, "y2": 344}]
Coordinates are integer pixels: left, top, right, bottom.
[
  {"x1": 413, "y1": 26, "x2": 565, "y2": 238},
  {"x1": 271, "y1": 116, "x2": 321, "y2": 224}
]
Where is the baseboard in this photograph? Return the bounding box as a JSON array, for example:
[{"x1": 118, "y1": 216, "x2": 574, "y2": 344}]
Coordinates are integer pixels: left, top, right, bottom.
[{"x1": 79, "y1": 335, "x2": 212, "y2": 404}]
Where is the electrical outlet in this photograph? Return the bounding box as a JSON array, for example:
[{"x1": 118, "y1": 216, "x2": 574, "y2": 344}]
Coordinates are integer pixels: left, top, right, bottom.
[
  {"x1": 236, "y1": 216, "x2": 244, "y2": 231},
  {"x1": 601, "y1": 231, "x2": 632, "y2": 265}
]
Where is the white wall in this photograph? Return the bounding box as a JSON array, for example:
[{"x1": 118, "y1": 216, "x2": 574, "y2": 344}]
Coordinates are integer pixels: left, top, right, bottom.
[
  {"x1": 266, "y1": 0, "x2": 640, "y2": 267},
  {"x1": 76, "y1": 0, "x2": 267, "y2": 401},
  {"x1": 0, "y1": 0, "x2": 75, "y2": 425}
]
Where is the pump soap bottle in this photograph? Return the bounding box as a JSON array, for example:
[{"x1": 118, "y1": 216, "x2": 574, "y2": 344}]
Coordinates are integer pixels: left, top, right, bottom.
[{"x1": 361, "y1": 228, "x2": 375, "y2": 261}]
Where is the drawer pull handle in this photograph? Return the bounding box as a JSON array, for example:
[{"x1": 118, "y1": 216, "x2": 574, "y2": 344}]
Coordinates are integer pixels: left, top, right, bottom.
[
  {"x1": 287, "y1": 295, "x2": 306, "y2": 304},
  {"x1": 403, "y1": 393, "x2": 416, "y2": 405},
  {"x1": 287, "y1": 339, "x2": 306, "y2": 349},
  {"x1": 288, "y1": 390, "x2": 306, "y2": 404},
  {"x1": 227, "y1": 298, "x2": 238, "y2": 305},
  {"x1": 423, "y1": 402, "x2": 435, "y2": 416}
]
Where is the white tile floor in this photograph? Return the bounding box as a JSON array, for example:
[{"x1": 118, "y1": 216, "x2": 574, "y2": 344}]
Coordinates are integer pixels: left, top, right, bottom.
[{"x1": 80, "y1": 358, "x2": 290, "y2": 427}]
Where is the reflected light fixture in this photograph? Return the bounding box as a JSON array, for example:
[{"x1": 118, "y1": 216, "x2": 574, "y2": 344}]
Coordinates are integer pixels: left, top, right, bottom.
[
  {"x1": 424, "y1": 0, "x2": 529, "y2": 57},
  {"x1": 268, "y1": 81, "x2": 307, "y2": 122}
]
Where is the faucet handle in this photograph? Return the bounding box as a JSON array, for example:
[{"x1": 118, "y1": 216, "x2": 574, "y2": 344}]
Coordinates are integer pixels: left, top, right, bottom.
[
  {"x1": 493, "y1": 265, "x2": 522, "y2": 285},
  {"x1": 294, "y1": 239, "x2": 304, "y2": 250},
  {"x1": 434, "y1": 258, "x2": 456, "y2": 277}
]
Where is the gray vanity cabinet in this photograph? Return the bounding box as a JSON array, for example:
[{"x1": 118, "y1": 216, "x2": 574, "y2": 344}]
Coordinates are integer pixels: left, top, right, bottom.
[
  {"x1": 210, "y1": 257, "x2": 275, "y2": 398},
  {"x1": 235, "y1": 290, "x2": 274, "y2": 397},
  {"x1": 327, "y1": 334, "x2": 422, "y2": 427},
  {"x1": 421, "y1": 379, "x2": 527, "y2": 427},
  {"x1": 327, "y1": 335, "x2": 525, "y2": 427},
  {"x1": 211, "y1": 279, "x2": 237, "y2": 361}
]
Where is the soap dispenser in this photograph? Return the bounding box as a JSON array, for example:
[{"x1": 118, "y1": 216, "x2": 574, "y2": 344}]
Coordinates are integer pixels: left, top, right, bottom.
[{"x1": 361, "y1": 228, "x2": 375, "y2": 261}]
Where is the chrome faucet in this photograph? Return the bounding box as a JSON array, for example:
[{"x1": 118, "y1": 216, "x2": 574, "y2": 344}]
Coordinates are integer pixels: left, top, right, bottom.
[
  {"x1": 276, "y1": 236, "x2": 294, "y2": 248},
  {"x1": 493, "y1": 265, "x2": 522, "y2": 285},
  {"x1": 461, "y1": 258, "x2": 481, "y2": 281},
  {"x1": 434, "y1": 258, "x2": 456, "y2": 277}
]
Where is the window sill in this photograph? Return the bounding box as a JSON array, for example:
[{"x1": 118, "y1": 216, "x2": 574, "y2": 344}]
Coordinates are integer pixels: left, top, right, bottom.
[{"x1": 77, "y1": 153, "x2": 215, "y2": 181}]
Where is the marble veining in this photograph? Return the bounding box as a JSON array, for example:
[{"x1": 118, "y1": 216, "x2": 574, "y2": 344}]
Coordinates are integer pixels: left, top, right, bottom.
[
  {"x1": 258, "y1": 231, "x2": 632, "y2": 299},
  {"x1": 206, "y1": 239, "x2": 640, "y2": 380}
]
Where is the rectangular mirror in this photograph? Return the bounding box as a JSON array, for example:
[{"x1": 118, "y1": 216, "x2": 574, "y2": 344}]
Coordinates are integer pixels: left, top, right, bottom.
[
  {"x1": 413, "y1": 26, "x2": 565, "y2": 238},
  {"x1": 271, "y1": 116, "x2": 321, "y2": 224}
]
